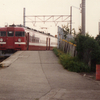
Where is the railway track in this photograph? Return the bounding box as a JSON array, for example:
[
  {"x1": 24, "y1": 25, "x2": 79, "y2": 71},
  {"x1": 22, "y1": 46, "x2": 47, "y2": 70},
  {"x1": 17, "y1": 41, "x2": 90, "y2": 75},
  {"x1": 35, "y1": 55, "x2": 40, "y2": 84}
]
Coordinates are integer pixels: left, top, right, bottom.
[
  {"x1": 0, "y1": 57, "x2": 8, "y2": 63},
  {"x1": 0, "y1": 57, "x2": 8, "y2": 68}
]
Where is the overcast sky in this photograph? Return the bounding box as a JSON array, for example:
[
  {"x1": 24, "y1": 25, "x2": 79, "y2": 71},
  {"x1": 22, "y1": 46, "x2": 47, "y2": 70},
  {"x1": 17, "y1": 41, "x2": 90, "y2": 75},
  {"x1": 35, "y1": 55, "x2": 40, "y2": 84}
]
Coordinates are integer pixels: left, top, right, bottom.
[{"x1": 0, "y1": 0, "x2": 100, "y2": 37}]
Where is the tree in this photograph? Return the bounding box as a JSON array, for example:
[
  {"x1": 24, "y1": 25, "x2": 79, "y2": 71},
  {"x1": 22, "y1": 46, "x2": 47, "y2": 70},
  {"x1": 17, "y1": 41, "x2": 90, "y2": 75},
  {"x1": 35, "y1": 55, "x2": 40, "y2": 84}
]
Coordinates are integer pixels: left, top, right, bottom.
[
  {"x1": 76, "y1": 34, "x2": 100, "y2": 71},
  {"x1": 95, "y1": 35, "x2": 100, "y2": 45},
  {"x1": 72, "y1": 28, "x2": 76, "y2": 37},
  {"x1": 62, "y1": 24, "x2": 70, "y2": 39}
]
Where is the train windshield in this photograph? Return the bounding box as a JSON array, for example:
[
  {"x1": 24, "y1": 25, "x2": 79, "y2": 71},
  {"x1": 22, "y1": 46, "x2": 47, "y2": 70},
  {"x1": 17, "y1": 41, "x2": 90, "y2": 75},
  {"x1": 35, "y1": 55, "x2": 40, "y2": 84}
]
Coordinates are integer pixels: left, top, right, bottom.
[
  {"x1": 8, "y1": 31, "x2": 14, "y2": 37},
  {"x1": 0, "y1": 31, "x2": 6, "y2": 37},
  {"x1": 15, "y1": 31, "x2": 25, "y2": 37}
]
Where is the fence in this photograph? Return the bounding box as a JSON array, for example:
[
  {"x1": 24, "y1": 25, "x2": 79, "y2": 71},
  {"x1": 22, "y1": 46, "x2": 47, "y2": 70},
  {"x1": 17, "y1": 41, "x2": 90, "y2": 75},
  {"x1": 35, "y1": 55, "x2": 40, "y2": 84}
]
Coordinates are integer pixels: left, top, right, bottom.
[{"x1": 59, "y1": 39, "x2": 77, "y2": 57}]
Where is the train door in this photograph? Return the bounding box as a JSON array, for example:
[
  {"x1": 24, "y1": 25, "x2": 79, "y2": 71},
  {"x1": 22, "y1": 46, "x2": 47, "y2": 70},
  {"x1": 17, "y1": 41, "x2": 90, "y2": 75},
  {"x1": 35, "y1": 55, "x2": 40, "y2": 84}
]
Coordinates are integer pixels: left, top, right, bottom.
[
  {"x1": 46, "y1": 37, "x2": 50, "y2": 50},
  {"x1": 26, "y1": 33, "x2": 29, "y2": 50},
  {"x1": 6, "y1": 31, "x2": 14, "y2": 49}
]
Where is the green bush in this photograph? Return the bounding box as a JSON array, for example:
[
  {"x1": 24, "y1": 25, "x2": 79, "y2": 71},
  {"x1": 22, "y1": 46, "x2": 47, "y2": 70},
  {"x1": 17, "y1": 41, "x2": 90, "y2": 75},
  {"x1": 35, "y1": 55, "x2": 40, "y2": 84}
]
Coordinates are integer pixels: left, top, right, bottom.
[
  {"x1": 59, "y1": 54, "x2": 71, "y2": 69},
  {"x1": 53, "y1": 48, "x2": 90, "y2": 73},
  {"x1": 67, "y1": 61, "x2": 90, "y2": 72},
  {"x1": 76, "y1": 34, "x2": 100, "y2": 71},
  {"x1": 53, "y1": 47, "x2": 59, "y2": 57},
  {"x1": 95, "y1": 35, "x2": 100, "y2": 46},
  {"x1": 53, "y1": 47, "x2": 64, "y2": 57},
  {"x1": 59, "y1": 54, "x2": 90, "y2": 72}
]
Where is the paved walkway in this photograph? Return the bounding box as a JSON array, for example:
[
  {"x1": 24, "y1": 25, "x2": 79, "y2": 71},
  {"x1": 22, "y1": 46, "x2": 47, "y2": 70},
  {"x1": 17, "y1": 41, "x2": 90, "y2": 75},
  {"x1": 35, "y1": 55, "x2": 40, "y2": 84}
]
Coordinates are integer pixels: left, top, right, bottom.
[{"x1": 0, "y1": 51, "x2": 100, "y2": 100}]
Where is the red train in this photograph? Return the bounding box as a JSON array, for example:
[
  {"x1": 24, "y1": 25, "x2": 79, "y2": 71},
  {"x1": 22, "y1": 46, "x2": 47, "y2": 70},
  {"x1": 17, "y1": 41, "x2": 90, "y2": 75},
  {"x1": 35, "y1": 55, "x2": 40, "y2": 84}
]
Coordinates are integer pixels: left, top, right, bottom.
[{"x1": 0, "y1": 24, "x2": 57, "y2": 54}]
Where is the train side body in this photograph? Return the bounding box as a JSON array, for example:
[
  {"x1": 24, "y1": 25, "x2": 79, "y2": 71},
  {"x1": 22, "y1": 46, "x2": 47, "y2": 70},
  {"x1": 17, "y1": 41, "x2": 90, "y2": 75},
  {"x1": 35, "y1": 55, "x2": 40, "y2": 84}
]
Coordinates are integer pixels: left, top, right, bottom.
[
  {"x1": 25, "y1": 28, "x2": 57, "y2": 50},
  {"x1": 0, "y1": 25, "x2": 57, "y2": 52}
]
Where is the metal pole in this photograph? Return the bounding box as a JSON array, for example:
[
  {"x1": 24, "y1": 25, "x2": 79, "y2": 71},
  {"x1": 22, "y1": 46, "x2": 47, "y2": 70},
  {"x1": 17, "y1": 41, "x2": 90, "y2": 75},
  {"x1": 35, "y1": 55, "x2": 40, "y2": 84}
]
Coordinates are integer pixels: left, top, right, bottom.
[
  {"x1": 99, "y1": 22, "x2": 100, "y2": 35},
  {"x1": 70, "y1": 6, "x2": 72, "y2": 34},
  {"x1": 23, "y1": 8, "x2": 25, "y2": 27},
  {"x1": 82, "y1": 0, "x2": 85, "y2": 35}
]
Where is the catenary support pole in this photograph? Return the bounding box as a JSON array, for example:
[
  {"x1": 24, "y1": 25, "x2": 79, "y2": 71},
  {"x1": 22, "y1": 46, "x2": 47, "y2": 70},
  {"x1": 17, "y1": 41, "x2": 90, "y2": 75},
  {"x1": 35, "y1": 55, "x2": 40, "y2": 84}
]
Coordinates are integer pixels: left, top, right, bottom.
[
  {"x1": 82, "y1": 0, "x2": 85, "y2": 35},
  {"x1": 99, "y1": 22, "x2": 100, "y2": 35},
  {"x1": 23, "y1": 8, "x2": 25, "y2": 27},
  {"x1": 70, "y1": 6, "x2": 72, "y2": 34}
]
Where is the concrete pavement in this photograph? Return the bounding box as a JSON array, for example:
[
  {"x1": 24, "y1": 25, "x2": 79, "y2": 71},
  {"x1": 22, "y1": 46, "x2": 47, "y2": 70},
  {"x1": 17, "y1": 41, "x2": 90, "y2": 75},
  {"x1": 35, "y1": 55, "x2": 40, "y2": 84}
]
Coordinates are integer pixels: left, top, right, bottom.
[{"x1": 0, "y1": 51, "x2": 100, "y2": 100}]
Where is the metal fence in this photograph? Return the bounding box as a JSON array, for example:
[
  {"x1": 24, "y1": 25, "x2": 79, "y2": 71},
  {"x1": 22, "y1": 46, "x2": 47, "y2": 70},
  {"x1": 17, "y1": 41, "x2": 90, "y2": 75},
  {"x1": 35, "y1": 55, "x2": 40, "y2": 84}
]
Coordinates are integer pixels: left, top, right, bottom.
[
  {"x1": 59, "y1": 39, "x2": 77, "y2": 57},
  {"x1": 57, "y1": 26, "x2": 76, "y2": 57}
]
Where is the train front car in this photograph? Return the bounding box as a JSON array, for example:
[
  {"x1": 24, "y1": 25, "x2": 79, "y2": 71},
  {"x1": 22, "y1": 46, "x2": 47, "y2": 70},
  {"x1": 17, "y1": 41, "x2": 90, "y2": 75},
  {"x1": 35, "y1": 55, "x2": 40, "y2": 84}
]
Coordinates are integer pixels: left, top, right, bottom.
[
  {"x1": 14, "y1": 27, "x2": 26, "y2": 51},
  {"x1": 0, "y1": 26, "x2": 27, "y2": 54},
  {"x1": 0, "y1": 27, "x2": 7, "y2": 52}
]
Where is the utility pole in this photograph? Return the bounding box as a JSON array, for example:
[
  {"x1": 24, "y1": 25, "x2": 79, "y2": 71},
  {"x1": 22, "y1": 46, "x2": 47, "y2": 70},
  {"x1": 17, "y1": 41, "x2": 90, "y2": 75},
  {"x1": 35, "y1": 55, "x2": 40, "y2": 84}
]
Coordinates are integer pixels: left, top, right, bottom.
[
  {"x1": 23, "y1": 8, "x2": 25, "y2": 27},
  {"x1": 70, "y1": 6, "x2": 72, "y2": 34},
  {"x1": 70, "y1": 6, "x2": 80, "y2": 35},
  {"x1": 99, "y1": 22, "x2": 100, "y2": 35},
  {"x1": 81, "y1": 0, "x2": 85, "y2": 35}
]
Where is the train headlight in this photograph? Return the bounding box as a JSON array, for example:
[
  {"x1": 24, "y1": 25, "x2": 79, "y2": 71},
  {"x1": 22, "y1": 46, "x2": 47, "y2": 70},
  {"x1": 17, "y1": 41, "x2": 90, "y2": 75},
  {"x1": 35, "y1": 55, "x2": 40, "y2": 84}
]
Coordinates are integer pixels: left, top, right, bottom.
[
  {"x1": 18, "y1": 38, "x2": 21, "y2": 42},
  {"x1": 0, "y1": 38, "x2": 3, "y2": 42}
]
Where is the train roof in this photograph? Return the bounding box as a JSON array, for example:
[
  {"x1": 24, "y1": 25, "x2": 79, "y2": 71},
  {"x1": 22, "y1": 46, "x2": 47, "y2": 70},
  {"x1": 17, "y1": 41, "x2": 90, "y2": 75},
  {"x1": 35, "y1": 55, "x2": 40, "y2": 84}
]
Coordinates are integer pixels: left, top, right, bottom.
[
  {"x1": 17, "y1": 24, "x2": 56, "y2": 38},
  {"x1": 0, "y1": 24, "x2": 57, "y2": 38},
  {"x1": 0, "y1": 26, "x2": 24, "y2": 31}
]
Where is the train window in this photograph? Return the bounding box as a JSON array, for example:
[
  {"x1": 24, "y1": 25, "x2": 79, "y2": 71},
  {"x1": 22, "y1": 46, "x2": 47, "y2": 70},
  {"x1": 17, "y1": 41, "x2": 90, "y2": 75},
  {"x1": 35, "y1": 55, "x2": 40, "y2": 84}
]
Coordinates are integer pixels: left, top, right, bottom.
[
  {"x1": 0, "y1": 31, "x2": 6, "y2": 37},
  {"x1": 8, "y1": 31, "x2": 14, "y2": 37},
  {"x1": 35, "y1": 37, "x2": 39, "y2": 43},
  {"x1": 15, "y1": 31, "x2": 25, "y2": 37},
  {"x1": 33, "y1": 37, "x2": 39, "y2": 43}
]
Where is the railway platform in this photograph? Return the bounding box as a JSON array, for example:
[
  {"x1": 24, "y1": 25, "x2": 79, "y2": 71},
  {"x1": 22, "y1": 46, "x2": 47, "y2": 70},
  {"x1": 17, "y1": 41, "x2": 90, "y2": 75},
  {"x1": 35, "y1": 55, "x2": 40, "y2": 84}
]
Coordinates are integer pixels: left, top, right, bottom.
[{"x1": 0, "y1": 51, "x2": 100, "y2": 100}]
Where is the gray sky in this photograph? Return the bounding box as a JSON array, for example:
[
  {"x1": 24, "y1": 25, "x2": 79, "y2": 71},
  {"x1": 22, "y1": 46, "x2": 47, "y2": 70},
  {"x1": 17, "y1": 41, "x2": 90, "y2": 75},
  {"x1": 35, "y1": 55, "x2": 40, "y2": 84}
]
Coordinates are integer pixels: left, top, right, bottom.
[{"x1": 0, "y1": 0, "x2": 100, "y2": 37}]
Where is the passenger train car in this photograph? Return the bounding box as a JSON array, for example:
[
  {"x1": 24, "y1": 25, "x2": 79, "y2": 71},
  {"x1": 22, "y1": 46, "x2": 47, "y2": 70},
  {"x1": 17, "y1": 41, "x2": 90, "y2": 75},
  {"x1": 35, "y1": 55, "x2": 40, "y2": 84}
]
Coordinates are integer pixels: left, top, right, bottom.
[{"x1": 0, "y1": 25, "x2": 57, "y2": 53}]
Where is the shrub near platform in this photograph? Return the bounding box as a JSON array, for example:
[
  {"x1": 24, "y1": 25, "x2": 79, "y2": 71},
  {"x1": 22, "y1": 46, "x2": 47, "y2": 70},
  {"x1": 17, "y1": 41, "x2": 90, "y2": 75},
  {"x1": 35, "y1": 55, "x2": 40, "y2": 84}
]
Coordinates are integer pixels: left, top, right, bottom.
[
  {"x1": 67, "y1": 60, "x2": 90, "y2": 72},
  {"x1": 53, "y1": 47, "x2": 64, "y2": 57},
  {"x1": 53, "y1": 48, "x2": 90, "y2": 73}
]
